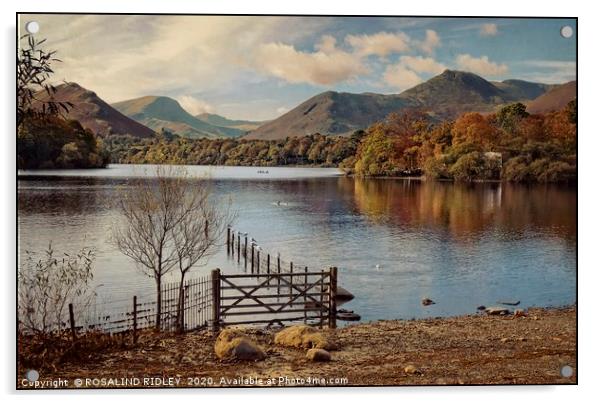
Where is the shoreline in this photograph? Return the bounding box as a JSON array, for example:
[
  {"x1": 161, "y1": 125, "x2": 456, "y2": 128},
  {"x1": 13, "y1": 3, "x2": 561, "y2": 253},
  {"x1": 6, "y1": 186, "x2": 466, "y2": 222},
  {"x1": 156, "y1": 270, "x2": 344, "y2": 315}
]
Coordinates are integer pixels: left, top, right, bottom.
[{"x1": 18, "y1": 305, "x2": 576, "y2": 388}]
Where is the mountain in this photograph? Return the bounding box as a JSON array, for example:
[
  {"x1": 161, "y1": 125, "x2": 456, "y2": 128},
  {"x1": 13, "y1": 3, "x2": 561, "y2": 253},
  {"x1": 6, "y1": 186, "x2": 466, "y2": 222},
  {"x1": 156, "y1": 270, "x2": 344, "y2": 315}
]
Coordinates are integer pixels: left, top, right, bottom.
[
  {"x1": 527, "y1": 81, "x2": 576, "y2": 114},
  {"x1": 244, "y1": 91, "x2": 417, "y2": 140},
  {"x1": 246, "y1": 70, "x2": 553, "y2": 140},
  {"x1": 196, "y1": 113, "x2": 266, "y2": 132},
  {"x1": 33, "y1": 83, "x2": 155, "y2": 138},
  {"x1": 112, "y1": 96, "x2": 244, "y2": 139},
  {"x1": 493, "y1": 79, "x2": 553, "y2": 101}
]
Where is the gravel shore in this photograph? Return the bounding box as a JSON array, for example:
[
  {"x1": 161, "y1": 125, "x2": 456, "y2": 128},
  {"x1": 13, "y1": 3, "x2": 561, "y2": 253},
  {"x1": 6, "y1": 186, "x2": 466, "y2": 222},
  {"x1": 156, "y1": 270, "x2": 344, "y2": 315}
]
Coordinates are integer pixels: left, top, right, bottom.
[{"x1": 20, "y1": 306, "x2": 576, "y2": 387}]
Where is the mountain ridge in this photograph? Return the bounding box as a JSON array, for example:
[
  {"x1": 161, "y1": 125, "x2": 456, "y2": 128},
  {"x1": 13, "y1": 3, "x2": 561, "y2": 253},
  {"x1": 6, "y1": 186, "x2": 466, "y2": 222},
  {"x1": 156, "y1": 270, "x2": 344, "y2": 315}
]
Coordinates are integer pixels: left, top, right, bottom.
[
  {"x1": 245, "y1": 70, "x2": 565, "y2": 140},
  {"x1": 33, "y1": 83, "x2": 155, "y2": 138},
  {"x1": 112, "y1": 96, "x2": 244, "y2": 139}
]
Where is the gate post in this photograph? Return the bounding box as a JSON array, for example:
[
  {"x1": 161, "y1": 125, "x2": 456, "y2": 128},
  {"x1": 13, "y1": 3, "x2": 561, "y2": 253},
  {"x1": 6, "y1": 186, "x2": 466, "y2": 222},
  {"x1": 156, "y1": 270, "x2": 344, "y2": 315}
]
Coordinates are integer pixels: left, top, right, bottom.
[
  {"x1": 328, "y1": 267, "x2": 338, "y2": 329},
  {"x1": 211, "y1": 269, "x2": 221, "y2": 333}
]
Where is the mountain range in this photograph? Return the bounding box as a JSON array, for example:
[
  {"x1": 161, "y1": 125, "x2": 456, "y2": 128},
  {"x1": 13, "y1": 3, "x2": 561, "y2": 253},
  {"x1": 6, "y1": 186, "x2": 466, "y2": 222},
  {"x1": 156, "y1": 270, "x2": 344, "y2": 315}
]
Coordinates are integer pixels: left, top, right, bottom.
[
  {"x1": 37, "y1": 70, "x2": 574, "y2": 142},
  {"x1": 245, "y1": 70, "x2": 561, "y2": 140},
  {"x1": 111, "y1": 96, "x2": 248, "y2": 139}
]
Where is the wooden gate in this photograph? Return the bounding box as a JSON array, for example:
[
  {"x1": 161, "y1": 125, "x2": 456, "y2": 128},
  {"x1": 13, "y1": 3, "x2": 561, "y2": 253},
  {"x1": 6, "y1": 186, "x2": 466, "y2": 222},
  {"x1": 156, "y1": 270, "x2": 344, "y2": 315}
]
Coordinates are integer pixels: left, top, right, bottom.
[{"x1": 211, "y1": 267, "x2": 337, "y2": 330}]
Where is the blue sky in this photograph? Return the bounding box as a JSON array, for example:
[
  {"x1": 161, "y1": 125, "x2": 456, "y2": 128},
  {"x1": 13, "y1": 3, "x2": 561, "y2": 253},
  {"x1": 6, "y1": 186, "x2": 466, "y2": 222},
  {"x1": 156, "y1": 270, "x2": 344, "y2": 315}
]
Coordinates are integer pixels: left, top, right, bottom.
[{"x1": 22, "y1": 15, "x2": 576, "y2": 120}]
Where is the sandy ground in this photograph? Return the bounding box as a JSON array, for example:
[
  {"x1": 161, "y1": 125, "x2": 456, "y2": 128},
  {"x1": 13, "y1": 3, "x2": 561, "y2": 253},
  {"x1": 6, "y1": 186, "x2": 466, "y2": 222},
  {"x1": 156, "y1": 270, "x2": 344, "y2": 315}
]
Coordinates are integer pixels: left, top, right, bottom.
[{"x1": 18, "y1": 306, "x2": 576, "y2": 388}]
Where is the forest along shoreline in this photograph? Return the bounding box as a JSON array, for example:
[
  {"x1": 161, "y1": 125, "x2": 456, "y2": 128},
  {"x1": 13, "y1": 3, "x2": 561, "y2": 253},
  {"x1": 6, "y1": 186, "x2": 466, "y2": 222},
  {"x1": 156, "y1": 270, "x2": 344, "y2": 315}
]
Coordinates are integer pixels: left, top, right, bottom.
[{"x1": 19, "y1": 306, "x2": 576, "y2": 387}]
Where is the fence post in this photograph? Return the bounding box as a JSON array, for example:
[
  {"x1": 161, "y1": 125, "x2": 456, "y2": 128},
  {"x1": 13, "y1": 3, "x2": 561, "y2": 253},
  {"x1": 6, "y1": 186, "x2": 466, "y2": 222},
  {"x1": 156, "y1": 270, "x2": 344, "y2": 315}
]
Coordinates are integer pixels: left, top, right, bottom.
[
  {"x1": 251, "y1": 244, "x2": 255, "y2": 273},
  {"x1": 226, "y1": 227, "x2": 231, "y2": 255},
  {"x1": 257, "y1": 249, "x2": 261, "y2": 273},
  {"x1": 267, "y1": 254, "x2": 270, "y2": 286},
  {"x1": 68, "y1": 303, "x2": 76, "y2": 341},
  {"x1": 289, "y1": 261, "x2": 294, "y2": 306},
  {"x1": 304, "y1": 266, "x2": 308, "y2": 323},
  {"x1": 329, "y1": 267, "x2": 338, "y2": 329},
  {"x1": 211, "y1": 269, "x2": 221, "y2": 333},
  {"x1": 237, "y1": 233, "x2": 240, "y2": 263},
  {"x1": 277, "y1": 255, "x2": 281, "y2": 292},
  {"x1": 132, "y1": 295, "x2": 138, "y2": 345}
]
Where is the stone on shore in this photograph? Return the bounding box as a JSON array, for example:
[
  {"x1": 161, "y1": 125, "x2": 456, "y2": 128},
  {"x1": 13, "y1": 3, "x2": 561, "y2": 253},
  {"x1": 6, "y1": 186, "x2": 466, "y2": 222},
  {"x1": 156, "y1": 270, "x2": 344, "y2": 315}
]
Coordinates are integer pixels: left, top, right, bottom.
[
  {"x1": 214, "y1": 328, "x2": 266, "y2": 361},
  {"x1": 404, "y1": 364, "x2": 422, "y2": 375},
  {"x1": 306, "y1": 348, "x2": 331, "y2": 362},
  {"x1": 274, "y1": 325, "x2": 336, "y2": 350},
  {"x1": 485, "y1": 306, "x2": 510, "y2": 316}
]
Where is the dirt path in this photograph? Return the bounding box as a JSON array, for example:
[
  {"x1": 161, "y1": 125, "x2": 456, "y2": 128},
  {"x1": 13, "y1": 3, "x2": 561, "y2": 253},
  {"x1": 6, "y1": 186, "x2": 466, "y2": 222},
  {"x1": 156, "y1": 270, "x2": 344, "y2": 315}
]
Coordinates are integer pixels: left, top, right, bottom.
[{"x1": 19, "y1": 306, "x2": 576, "y2": 388}]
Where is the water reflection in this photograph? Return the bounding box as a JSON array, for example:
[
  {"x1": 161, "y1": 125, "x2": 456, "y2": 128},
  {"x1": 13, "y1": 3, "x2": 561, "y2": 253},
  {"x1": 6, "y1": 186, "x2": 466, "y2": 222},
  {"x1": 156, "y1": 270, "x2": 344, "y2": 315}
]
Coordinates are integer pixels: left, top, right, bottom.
[{"x1": 17, "y1": 169, "x2": 576, "y2": 321}]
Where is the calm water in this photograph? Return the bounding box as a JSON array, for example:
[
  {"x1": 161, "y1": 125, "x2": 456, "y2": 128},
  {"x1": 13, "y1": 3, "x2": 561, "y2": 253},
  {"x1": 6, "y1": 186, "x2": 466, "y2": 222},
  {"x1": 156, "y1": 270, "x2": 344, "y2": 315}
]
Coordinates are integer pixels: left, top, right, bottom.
[{"x1": 18, "y1": 164, "x2": 576, "y2": 322}]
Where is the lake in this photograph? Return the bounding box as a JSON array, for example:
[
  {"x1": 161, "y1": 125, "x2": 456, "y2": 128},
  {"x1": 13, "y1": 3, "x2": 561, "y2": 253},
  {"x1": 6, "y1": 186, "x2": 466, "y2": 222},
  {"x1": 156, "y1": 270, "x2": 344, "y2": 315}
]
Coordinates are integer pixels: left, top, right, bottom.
[{"x1": 17, "y1": 164, "x2": 576, "y2": 322}]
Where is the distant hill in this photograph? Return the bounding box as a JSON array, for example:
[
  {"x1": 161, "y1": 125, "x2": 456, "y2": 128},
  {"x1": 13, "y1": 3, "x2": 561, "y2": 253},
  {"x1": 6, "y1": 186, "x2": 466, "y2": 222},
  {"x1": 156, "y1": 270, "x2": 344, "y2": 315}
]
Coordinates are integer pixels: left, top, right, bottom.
[
  {"x1": 493, "y1": 79, "x2": 553, "y2": 101},
  {"x1": 527, "y1": 81, "x2": 576, "y2": 114},
  {"x1": 196, "y1": 113, "x2": 266, "y2": 132},
  {"x1": 244, "y1": 91, "x2": 417, "y2": 140},
  {"x1": 246, "y1": 70, "x2": 555, "y2": 140},
  {"x1": 33, "y1": 83, "x2": 154, "y2": 138},
  {"x1": 112, "y1": 96, "x2": 244, "y2": 139}
]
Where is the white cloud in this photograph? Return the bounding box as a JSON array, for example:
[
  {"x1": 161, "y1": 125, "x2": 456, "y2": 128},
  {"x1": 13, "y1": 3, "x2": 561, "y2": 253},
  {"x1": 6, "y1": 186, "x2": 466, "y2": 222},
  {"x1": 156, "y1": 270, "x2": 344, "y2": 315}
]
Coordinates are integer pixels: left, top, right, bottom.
[
  {"x1": 518, "y1": 60, "x2": 576, "y2": 84},
  {"x1": 383, "y1": 65, "x2": 423, "y2": 91},
  {"x1": 417, "y1": 30, "x2": 441, "y2": 54},
  {"x1": 398, "y1": 56, "x2": 446, "y2": 74},
  {"x1": 480, "y1": 23, "x2": 498, "y2": 37},
  {"x1": 455, "y1": 54, "x2": 508, "y2": 76},
  {"x1": 25, "y1": 15, "x2": 329, "y2": 102},
  {"x1": 345, "y1": 31, "x2": 411, "y2": 57},
  {"x1": 251, "y1": 41, "x2": 368, "y2": 86},
  {"x1": 176, "y1": 96, "x2": 214, "y2": 115}
]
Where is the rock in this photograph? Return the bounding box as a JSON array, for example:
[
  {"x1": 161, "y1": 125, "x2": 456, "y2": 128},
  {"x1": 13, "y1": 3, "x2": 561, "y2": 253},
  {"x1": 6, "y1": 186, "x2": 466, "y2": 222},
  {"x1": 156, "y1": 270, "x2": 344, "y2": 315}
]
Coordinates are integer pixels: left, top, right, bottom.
[
  {"x1": 274, "y1": 325, "x2": 337, "y2": 350},
  {"x1": 336, "y1": 286, "x2": 355, "y2": 304},
  {"x1": 337, "y1": 312, "x2": 361, "y2": 321},
  {"x1": 477, "y1": 305, "x2": 486, "y2": 311},
  {"x1": 214, "y1": 328, "x2": 266, "y2": 361},
  {"x1": 404, "y1": 364, "x2": 422, "y2": 375},
  {"x1": 306, "y1": 348, "x2": 331, "y2": 362},
  {"x1": 513, "y1": 308, "x2": 527, "y2": 318},
  {"x1": 422, "y1": 298, "x2": 435, "y2": 306},
  {"x1": 497, "y1": 300, "x2": 521, "y2": 306},
  {"x1": 484, "y1": 306, "x2": 510, "y2": 316},
  {"x1": 500, "y1": 337, "x2": 509, "y2": 343}
]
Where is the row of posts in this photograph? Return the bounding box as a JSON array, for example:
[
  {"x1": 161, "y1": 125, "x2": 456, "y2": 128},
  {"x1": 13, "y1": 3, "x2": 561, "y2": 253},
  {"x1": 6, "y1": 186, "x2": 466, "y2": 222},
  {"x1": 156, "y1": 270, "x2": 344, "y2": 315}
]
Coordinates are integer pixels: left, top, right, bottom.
[{"x1": 227, "y1": 226, "x2": 297, "y2": 280}]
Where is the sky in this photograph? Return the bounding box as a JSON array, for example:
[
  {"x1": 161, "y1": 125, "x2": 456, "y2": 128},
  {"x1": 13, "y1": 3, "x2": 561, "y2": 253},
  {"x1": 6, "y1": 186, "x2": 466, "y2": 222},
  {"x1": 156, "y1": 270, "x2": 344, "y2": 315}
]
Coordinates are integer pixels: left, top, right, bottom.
[{"x1": 19, "y1": 15, "x2": 576, "y2": 121}]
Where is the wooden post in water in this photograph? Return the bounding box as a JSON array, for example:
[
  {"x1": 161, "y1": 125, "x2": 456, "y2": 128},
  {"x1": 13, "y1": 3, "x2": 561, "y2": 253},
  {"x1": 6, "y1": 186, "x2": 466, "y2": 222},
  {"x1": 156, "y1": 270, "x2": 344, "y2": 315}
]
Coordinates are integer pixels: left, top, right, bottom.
[
  {"x1": 250, "y1": 244, "x2": 255, "y2": 273},
  {"x1": 328, "y1": 267, "x2": 338, "y2": 329},
  {"x1": 211, "y1": 269, "x2": 221, "y2": 333},
  {"x1": 257, "y1": 250, "x2": 261, "y2": 273},
  {"x1": 226, "y1": 227, "x2": 231, "y2": 255},
  {"x1": 267, "y1": 254, "x2": 270, "y2": 286},
  {"x1": 68, "y1": 303, "x2": 76, "y2": 341},
  {"x1": 244, "y1": 235, "x2": 248, "y2": 267},
  {"x1": 237, "y1": 233, "x2": 240, "y2": 263},
  {"x1": 132, "y1": 295, "x2": 138, "y2": 345}
]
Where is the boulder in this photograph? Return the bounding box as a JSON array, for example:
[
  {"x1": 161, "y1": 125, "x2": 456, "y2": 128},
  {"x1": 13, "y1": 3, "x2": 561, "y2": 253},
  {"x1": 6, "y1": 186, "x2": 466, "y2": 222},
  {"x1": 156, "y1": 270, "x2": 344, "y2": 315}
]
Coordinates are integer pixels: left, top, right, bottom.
[
  {"x1": 477, "y1": 305, "x2": 486, "y2": 311},
  {"x1": 214, "y1": 328, "x2": 266, "y2": 361},
  {"x1": 404, "y1": 364, "x2": 422, "y2": 375},
  {"x1": 306, "y1": 348, "x2": 331, "y2": 362},
  {"x1": 274, "y1": 325, "x2": 336, "y2": 350},
  {"x1": 484, "y1": 306, "x2": 510, "y2": 316},
  {"x1": 513, "y1": 308, "x2": 527, "y2": 318}
]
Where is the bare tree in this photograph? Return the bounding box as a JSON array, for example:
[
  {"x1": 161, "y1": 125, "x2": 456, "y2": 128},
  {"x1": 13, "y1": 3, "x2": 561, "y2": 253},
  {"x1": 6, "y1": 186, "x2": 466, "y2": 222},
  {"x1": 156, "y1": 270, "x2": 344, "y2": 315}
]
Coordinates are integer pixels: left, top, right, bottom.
[
  {"x1": 171, "y1": 184, "x2": 233, "y2": 332},
  {"x1": 111, "y1": 166, "x2": 233, "y2": 330},
  {"x1": 18, "y1": 244, "x2": 95, "y2": 335}
]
